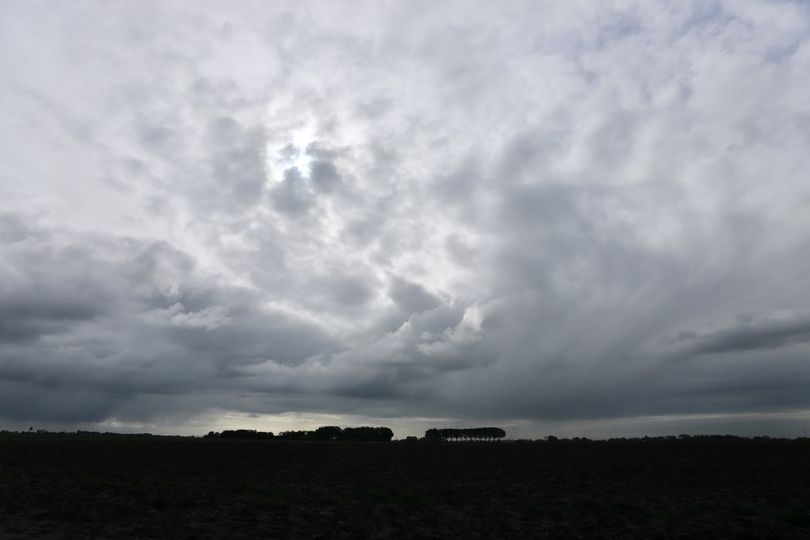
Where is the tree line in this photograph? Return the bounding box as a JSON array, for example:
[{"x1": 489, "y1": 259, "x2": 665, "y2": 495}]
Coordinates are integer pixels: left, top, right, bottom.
[
  {"x1": 424, "y1": 427, "x2": 506, "y2": 441},
  {"x1": 204, "y1": 425, "x2": 394, "y2": 442},
  {"x1": 208, "y1": 429, "x2": 274, "y2": 440}
]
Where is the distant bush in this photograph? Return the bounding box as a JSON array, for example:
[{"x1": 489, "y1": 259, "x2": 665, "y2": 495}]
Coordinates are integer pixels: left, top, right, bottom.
[
  {"x1": 424, "y1": 427, "x2": 506, "y2": 441},
  {"x1": 271, "y1": 426, "x2": 394, "y2": 442}
]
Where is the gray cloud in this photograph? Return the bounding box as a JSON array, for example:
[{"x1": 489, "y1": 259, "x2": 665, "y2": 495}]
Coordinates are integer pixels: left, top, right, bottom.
[
  {"x1": 675, "y1": 315, "x2": 810, "y2": 356},
  {"x1": 1, "y1": 1, "x2": 810, "y2": 436},
  {"x1": 0, "y1": 217, "x2": 338, "y2": 423},
  {"x1": 0, "y1": 287, "x2": 105, "y2": 343},
  {"x1": 388, "y1": 277, "x2": 441, "y2": 315},
  {"x1": 271, "y1": 168, "x2": 313, "y2": 215}
]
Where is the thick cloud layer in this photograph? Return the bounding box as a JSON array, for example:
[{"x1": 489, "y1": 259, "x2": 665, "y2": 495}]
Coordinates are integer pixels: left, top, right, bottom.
[{"x1": 1, "y1": 1, "x2": 810, "y2": 436}]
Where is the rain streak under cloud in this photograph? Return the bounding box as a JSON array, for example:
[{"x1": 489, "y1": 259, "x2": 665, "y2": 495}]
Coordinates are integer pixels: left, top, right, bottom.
[{"x1": 2, "y1": 0, "x2": 810, "y2": 438}]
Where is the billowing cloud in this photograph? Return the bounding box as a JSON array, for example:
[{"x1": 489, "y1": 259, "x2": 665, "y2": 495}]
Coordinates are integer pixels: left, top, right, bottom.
[{"x1": 1, "y1": 0, "x2": 810, "y2": 437}]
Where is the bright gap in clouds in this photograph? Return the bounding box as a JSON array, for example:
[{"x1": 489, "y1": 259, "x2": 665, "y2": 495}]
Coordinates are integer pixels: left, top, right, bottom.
[{"x1": 267, "y1": 119, "x2": 317, "y2": 181}]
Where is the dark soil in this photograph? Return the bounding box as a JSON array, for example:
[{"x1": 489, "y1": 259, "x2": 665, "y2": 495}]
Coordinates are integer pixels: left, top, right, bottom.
[{"x1": 1, "y1": 438, "x2": 809, "y2": 538}]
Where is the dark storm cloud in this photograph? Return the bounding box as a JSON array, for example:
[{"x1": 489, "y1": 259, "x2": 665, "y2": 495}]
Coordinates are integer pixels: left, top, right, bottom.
[
  {"x1": 0, "y1": 286, "x2": 105, "y2": 342},
  {"x1": 0, "y1": 381, "x2": 118, "y2": 423},
  {"x1": 0, "y1": 226, "x2": 114, "y2": 342},
  {"x1": 165, "y1": 305, "x2": 335, "y2": 367},
  {"x1": 677, "y1": 315, "x2": 810, "y2": 356},
  {"x1": 0, "y1": 215, "x2": 338, "y2": 424}
]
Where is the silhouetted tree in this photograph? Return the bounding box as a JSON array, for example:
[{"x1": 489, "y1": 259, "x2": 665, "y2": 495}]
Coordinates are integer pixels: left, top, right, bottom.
[
  {"x1": 218, "y1": 429, "x2": 274, "y2": 440},
  {"x1": 340, "y1": 426, "x2": 394, "y2": 442},
  {"x1": 313, "y1": 426, "x2": 342, "y2": 441},
  {"x1": 425, "y1": 428, "x2": 442, "y2": 441},
  {"x1": 277, "y1": 430, "x2": 314, "y2": 441},
  {"x1": 423, "y1": 427, "x2": 506, "y2": 441}
]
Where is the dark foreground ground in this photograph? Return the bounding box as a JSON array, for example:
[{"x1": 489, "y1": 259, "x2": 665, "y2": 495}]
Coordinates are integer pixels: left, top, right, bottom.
[{"x1": 1, "y1": 438, "x2": 809, "y2": 539}]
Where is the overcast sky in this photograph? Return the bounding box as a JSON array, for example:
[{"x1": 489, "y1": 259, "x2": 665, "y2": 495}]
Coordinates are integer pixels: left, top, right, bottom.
[{"x1": 2, "y1": 0, "x2": 810, "y2": 438}]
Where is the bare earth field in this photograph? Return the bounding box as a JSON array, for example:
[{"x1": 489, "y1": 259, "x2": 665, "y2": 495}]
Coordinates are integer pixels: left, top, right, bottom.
[{"x1": 1, "y1": 438, "x2": 809, "y2": 539}]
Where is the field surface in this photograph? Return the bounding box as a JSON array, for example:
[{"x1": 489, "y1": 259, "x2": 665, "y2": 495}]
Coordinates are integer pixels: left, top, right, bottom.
[{"x1": 1, "y1": 438, "x2": 809, "y2": 539}]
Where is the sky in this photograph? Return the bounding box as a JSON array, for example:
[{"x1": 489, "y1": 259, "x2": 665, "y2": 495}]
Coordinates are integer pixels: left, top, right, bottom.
[{"x1": 2, "y1": 0, "x2": 810, "y2": 439}]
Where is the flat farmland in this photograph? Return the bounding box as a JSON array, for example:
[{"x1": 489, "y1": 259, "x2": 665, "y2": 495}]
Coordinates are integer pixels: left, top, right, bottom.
[{"x1": 1, "y1": 438, "x2": 809, "y2": 539}]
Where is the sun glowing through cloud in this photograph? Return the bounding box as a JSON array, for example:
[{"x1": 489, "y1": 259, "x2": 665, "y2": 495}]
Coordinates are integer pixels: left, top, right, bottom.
[{"x1": 266, "y1": 117, "x2": 318, "y2": 182}]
